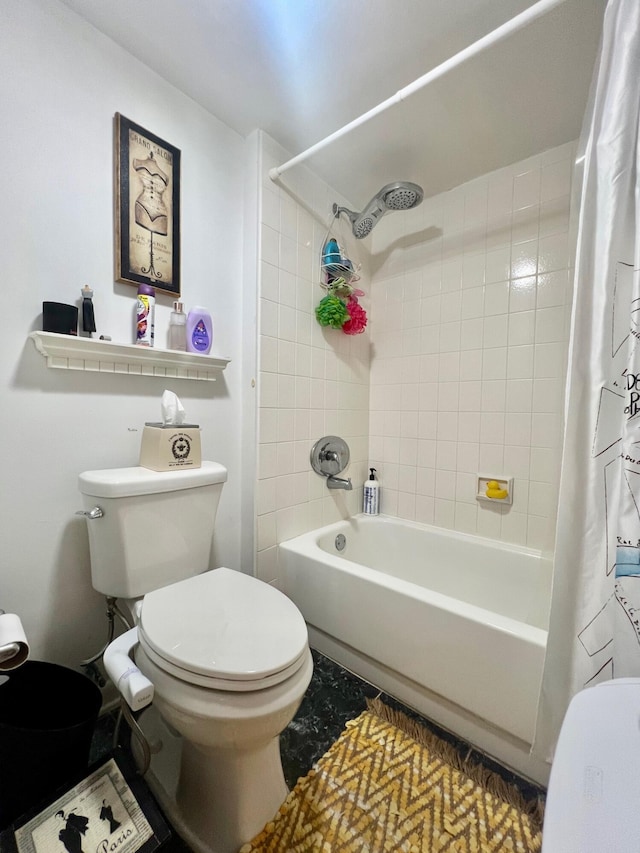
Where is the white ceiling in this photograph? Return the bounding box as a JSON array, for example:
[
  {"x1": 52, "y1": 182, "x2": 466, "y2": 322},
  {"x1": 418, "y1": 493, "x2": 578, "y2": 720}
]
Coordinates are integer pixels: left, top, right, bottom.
[{"x1": 60, "y1": 0, "x2": 606, "y2": 206}]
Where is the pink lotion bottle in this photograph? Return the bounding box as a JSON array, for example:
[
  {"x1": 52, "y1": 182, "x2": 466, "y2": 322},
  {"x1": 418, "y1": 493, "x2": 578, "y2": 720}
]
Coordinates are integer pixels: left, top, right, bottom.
[{"x1": 186, "y1": 306, "x2": 213, "y2": 354}]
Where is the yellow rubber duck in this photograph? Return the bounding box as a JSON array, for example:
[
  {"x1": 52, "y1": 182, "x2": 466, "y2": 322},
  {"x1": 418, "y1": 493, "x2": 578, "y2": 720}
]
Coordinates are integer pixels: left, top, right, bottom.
[{"x1": 486, "y1": 480, "x2": 508, "y2": 500}]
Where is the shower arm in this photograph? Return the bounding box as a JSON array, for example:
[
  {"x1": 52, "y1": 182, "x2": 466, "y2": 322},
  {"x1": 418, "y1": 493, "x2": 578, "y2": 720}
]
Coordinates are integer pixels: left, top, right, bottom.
[
  {"x1": 333, "y1": 203, "x2": 357, "y2": 223},
  {"x1": 269, "y1": 0, "x2": 569, "y2": 182}
]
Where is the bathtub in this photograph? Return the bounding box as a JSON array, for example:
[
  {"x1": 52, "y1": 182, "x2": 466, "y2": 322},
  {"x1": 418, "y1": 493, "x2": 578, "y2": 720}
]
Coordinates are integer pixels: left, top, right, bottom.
[{"x1": 279, "y1": 514, "x2": 552, "y2": 783}]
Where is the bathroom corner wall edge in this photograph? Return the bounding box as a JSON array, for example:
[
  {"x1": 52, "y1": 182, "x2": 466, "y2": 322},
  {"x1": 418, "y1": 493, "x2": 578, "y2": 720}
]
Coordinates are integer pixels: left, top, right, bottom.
[{"x1": 241, "y1": 130, "x2": 261, "y2": 578}]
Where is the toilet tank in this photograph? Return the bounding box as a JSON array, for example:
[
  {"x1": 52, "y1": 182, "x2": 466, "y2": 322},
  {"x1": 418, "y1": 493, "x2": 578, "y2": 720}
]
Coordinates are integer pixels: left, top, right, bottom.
[{"x1": 78, "y1": 462, "x2": 227, "y2": 598}]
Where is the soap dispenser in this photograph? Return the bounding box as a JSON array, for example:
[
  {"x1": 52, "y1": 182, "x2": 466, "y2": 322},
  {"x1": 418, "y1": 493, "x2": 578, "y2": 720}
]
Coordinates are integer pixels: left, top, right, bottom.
[{"x1": 363, "y1": 468, "x2": 380, "y2": 515}]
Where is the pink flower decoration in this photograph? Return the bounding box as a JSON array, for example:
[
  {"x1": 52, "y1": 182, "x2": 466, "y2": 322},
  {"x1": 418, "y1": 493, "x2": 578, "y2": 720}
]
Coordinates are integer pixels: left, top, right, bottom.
[{"x1": 342, "y1": 296, "x2": 367, "y2": 335}]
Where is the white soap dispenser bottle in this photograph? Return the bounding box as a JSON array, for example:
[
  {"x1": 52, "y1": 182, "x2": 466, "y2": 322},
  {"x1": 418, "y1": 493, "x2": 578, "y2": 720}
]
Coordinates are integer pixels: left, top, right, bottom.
[{"x1": 363, "y1": 468, "x2": 380, "y2": 515}]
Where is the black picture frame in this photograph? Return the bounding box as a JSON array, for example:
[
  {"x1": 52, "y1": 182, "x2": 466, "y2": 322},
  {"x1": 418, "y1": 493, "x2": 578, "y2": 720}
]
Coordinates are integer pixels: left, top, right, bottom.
[{"x1": 114, "y1": 113, "x2": 181, "y2": 297}]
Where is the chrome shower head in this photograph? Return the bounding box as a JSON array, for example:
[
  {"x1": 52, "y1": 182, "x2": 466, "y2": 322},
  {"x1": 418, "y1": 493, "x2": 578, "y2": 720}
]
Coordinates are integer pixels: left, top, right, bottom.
[
  {"x1": 333, "y1": 181, "x2": 423, "y2": 239},
  {"x1": 382, "y1": 182, "x2": 423, "y2": 210}
]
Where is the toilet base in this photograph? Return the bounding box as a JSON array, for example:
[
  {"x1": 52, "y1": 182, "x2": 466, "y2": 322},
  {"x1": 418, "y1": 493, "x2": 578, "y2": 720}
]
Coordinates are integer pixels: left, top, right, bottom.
[{"x1": 132, "y1": 707, "x2": 289, "y2": 853}]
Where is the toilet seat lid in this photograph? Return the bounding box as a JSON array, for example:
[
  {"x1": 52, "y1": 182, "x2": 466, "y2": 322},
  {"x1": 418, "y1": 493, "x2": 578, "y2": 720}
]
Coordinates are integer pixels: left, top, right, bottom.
[{"x1": 138, "y1": 568, "x2": 308, "y2": 686}]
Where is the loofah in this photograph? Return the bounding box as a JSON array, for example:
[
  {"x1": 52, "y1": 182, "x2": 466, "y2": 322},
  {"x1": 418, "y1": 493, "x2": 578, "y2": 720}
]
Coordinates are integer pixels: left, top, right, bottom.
[
  {"x1": 342, "y1": 296, "x2": 367, "y2": 334},
  {"x1": 315, "y1": 294, "x2": 349, "y2": 329}
]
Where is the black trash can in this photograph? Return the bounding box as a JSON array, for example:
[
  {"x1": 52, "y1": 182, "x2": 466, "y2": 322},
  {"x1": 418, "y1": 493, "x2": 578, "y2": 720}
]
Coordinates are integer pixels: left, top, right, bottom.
[{"x1": 0, "y1": 661, "x2": 102, "y2": 829}]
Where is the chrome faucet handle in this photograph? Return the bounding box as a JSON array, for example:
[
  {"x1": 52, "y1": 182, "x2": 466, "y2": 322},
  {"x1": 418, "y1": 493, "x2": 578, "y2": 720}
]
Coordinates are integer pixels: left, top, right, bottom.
[
  {"x1": 310, "y1": 436, "x2": 351, "y2": 478},
  {"x1": 76, "y1": 507, "x2": 104, "y2": 520}
]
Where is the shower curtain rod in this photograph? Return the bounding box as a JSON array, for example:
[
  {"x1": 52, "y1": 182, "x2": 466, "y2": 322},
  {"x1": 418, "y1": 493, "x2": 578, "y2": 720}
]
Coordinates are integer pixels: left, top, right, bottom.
[{"x1": 269, "y1": 0, "x2": 569, "y2": 182}]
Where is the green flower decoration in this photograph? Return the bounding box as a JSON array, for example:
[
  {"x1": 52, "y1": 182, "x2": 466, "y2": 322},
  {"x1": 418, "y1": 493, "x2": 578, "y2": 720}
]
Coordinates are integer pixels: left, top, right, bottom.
[{"x1": 315, "y1": 294, "x2": 349, "y2": 329}]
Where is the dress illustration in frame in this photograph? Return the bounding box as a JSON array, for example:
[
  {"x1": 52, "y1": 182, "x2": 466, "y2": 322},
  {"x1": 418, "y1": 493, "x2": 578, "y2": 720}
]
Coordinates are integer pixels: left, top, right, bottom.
[{"x1": 114, "y1": 113, "x2": 181, "y2": 297}]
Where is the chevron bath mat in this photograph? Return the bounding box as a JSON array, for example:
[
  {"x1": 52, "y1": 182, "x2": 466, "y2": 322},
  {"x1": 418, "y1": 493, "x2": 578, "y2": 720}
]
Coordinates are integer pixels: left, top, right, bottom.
[{"x1": 240, "y1": 699, "x2": 543, "y2": 853}]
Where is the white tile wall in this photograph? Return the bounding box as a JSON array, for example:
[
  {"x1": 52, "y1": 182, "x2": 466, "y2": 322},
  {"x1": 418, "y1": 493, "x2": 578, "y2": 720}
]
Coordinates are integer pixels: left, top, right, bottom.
[
  {"x1": 256, "y1": 133, "x2": 371, "y2": 583},
  {"x1": 255, "y1": 135, "x2": 573, "y2": 569},
  {"x1": 368, "y1": 142, "x2": 575, "y2": 549}
]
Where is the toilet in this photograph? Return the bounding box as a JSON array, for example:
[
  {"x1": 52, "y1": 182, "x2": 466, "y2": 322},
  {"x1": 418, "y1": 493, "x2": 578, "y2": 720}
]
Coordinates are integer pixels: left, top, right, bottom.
[
  {"x1": 78, "y1": 462, "x2": 313, "y2": 853},
  {"x1": 541, "y1": 678, "x2": 640, "y2": 852}
]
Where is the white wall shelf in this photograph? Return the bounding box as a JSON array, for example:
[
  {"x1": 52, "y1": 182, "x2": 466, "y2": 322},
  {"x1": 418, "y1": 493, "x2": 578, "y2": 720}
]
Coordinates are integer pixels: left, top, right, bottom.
[{"x1": 29, "y1": 331, "x2": 230, "y2": 382}]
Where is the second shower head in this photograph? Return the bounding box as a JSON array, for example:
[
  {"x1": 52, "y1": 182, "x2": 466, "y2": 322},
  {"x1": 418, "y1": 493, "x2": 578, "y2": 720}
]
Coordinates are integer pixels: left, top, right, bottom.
[{"x1": 333, "y1": 181, "x2": 423, "y2": 239}]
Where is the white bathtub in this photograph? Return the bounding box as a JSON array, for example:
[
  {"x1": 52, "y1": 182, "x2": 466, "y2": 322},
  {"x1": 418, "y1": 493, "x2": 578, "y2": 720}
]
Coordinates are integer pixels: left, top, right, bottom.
[{"x1": 279, "y1": 514, "x2": 552, "y2": 783}]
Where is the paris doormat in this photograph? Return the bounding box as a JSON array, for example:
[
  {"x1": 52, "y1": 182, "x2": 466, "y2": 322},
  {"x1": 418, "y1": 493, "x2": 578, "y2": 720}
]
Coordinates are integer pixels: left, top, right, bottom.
[{"x1": 1, "y1": 751, "x2": 169, "y2": 853}]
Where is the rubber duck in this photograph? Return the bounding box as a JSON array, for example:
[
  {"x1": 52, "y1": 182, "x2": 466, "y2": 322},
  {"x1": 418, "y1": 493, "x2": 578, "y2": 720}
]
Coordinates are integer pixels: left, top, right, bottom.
[{"x1": 486, "y1": 480, "x2": 508, "y2": 500}]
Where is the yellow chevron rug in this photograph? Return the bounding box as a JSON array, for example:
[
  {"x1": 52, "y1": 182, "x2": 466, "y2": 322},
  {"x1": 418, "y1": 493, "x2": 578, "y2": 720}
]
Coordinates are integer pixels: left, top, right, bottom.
[{"x1": 240, "y1": 699, "x2": 543, "y2": 853}]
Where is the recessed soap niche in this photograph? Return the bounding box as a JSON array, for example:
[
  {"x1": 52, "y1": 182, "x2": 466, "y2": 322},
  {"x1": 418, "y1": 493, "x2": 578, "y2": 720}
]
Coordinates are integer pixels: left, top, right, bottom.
[{"x1": 476, "y1": 475, "x2": 513, "y2": 506}]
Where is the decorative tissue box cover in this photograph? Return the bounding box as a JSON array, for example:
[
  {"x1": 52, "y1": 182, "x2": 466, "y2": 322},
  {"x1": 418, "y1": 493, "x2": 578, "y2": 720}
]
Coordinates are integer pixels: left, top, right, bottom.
[{"x1": 139, "y1": 423, "x2": 201, "y2": 471}]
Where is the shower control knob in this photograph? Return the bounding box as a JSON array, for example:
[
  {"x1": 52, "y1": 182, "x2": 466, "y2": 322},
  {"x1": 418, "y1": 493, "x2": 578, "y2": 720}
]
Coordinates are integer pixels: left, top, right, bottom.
[
  {"x1": 75, "y1": 506, "x2": 104, "y2": 520},
  {"x1": 310, "y1": 435, "x2": 350, "y2": 477}
]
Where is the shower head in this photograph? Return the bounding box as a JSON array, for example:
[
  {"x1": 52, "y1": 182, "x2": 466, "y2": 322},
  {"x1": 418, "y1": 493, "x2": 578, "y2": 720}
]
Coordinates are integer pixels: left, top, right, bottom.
[{"x1": 333, "y1": 181, "x2": 423, "y2": 239}]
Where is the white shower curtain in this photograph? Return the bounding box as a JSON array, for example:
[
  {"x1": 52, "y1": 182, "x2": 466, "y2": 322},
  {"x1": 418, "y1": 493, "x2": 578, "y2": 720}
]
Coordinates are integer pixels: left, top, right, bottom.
[{"x1": 533, "y1": 0, "x2": 640, "y2": 760}]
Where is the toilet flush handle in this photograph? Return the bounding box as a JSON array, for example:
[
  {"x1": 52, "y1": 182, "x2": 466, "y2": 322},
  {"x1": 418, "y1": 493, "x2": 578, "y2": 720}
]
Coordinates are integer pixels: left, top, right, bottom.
[{"x1": 76, "y1": 507, "x2": 104, "y2": 520}]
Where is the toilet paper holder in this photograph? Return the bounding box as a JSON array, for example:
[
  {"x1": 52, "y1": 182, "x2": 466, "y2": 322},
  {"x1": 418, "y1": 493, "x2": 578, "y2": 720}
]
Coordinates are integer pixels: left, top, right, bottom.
[
  {"x1": 0, "y1": 610, "x2": 30, "y2": 670},
  {"x1": 0, "y1": 610, "x2": 14, "y2": 660},
  {"x1": 0, "y1": 642, "x2": 20, "y2": 664}
]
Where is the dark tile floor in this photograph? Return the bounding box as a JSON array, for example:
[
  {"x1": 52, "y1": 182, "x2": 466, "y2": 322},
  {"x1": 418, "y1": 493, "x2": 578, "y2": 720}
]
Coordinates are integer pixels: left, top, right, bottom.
[{"x1": 87, "y1": 648, "x2": 545, "y2": 852}]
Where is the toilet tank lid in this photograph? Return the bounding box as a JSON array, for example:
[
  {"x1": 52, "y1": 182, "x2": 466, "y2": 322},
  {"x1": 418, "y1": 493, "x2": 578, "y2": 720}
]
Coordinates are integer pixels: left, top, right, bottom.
[{"x1": 78, "y1": 461, "x2": 227, "y2": 498}]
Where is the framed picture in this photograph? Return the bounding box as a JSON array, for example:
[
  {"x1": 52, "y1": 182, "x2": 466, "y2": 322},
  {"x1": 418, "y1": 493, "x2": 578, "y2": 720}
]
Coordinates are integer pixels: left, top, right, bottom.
[{"x1": 114, "y1": 113, "x2": 181, "y2": 297}]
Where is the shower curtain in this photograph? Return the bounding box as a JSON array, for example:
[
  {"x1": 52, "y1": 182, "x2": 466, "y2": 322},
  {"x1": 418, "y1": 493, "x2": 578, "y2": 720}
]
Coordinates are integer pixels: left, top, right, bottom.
[{"x1": 533, "y1": 0, "x2": 640, "y2": 761}]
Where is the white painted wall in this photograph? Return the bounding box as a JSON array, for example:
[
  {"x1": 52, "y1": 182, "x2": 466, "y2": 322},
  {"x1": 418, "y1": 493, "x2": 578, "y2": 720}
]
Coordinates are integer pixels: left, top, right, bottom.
[{"x1": 0, "y1": 0, "x2": 247, "y2": 671}]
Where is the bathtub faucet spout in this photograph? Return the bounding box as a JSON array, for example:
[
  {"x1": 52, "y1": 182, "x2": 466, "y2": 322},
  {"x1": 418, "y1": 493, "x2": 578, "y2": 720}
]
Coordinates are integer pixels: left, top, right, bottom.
[{"x1": 327, "y1": 475, "x2": 352, "y2": 490}]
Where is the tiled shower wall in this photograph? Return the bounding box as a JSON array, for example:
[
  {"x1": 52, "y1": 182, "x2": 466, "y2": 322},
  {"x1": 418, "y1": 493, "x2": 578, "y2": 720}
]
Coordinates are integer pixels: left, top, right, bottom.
[
  {"x1": 367, "y1": 142, "x2": 575, "y2": 550},
  {"x1": 256, "y1": 133, "x2": 371, "y2": 584}
]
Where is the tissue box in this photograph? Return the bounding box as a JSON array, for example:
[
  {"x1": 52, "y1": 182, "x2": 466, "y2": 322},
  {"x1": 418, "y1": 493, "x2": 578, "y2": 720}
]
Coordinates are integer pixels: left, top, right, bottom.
[{"x1": 139, "y1": 422, "x2": 201, "y2": 471}]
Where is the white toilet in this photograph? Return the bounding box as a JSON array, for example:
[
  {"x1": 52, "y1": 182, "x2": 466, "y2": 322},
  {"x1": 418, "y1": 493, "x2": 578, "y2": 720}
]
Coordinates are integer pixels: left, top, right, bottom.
[
  {"x1": 78, "y1": 462, "x2": 313, "y2": 853},
  {"x1": 542, "y1": 678, "x2": 640, "y2": 852}
]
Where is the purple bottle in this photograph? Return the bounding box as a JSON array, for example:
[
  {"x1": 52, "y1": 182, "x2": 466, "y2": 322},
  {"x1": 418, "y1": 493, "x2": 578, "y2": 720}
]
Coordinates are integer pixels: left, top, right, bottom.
[{"x1": 186, "y1": 306, "x2": 213, "y2": 354}]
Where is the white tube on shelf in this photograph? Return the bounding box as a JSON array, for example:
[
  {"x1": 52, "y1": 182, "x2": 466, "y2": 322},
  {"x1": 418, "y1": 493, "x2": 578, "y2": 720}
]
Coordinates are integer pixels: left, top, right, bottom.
[{"x1": 269, "y1": 0, "x2": 569, "y2": 181}]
